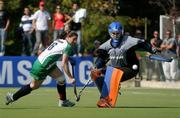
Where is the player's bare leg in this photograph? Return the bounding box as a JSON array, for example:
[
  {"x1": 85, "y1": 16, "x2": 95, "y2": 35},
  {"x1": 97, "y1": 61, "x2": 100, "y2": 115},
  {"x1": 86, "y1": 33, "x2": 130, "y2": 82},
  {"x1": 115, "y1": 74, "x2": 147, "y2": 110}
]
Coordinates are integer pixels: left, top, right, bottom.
[{"x1": 50, "y1": 68, "x2": 75, "y2": 107}]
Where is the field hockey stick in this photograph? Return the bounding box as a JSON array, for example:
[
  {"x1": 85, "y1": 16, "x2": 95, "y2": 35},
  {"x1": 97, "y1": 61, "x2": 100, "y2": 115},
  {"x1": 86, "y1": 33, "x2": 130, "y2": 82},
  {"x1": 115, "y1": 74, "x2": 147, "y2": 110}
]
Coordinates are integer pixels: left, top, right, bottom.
[
  {"x1": 73, "y1": 82, "x2": 79, "y2": 101},
  {"x1": 75, "y1": 67, "x2": 105, "y2": 102},
  {"x1": 148, "y1": 54, "x2": 173, "y2": 62},
  {"x1": 71, "y1": 64, "x2": 79, "y2": 101},
  {"x1": 76, "y1": 79, "x2": 92, "y2": 102}
]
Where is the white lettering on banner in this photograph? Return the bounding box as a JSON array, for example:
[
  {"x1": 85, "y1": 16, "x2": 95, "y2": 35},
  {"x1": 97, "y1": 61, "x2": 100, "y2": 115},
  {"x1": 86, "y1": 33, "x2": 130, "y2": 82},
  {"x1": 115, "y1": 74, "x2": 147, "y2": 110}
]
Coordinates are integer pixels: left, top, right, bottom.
[
  {"x1": 0, "y1": 57, "x2": 94, "y2": 87},
  {"x1": 17, "y1": 61, "x2": 33, "y2": 85},
  {"x1": 0, "y1": 61, "x2": 13, "y2": 84},
  {"x1": 79, "y1": 61, "x2": 93, "y2": 84},
  {"x1": 17, "y1": 60, "x2": 53, "y2": 85},
  {"x1": 56, "y1": 61, "x2": 71, "y2": 84}
]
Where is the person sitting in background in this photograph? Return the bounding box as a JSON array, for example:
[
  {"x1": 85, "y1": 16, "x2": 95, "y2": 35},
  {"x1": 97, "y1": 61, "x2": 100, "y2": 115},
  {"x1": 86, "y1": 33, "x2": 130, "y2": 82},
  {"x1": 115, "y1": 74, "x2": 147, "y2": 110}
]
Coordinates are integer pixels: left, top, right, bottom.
[
  {"x1": 20, "y1": 7, "x2": 34, "y2": 56},
  {"x1": 52, "y1": 5, "x2": 71, "y2": 41}
]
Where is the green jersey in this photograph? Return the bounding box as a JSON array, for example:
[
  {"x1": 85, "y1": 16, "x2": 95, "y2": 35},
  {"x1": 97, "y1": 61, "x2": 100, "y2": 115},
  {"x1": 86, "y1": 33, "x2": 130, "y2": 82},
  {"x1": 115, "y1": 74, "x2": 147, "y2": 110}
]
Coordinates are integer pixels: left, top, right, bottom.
[
  {"x1": 38, "y1": 39, "x2": 73, "y2": 68},
  {"x1": 30, "y1": 39, "x2": 73, "y2": 80}
]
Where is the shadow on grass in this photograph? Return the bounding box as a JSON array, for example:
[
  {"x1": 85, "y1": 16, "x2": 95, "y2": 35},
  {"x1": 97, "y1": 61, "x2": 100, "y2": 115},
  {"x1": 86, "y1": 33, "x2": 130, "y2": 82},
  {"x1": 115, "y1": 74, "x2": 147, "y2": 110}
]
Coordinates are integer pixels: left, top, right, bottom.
[
  {"x1": 0, "y1": 107, "x2": 41, "y2": 110},
  {"x1": 0, "y1": 105, "x2": 64, "y2": 110},
  {"x1": 116, "y1": 106, "x2": 180, "y2": 109},
  {"x1": 1, "y1": 106, "x2": 180, "y2": 109},
  {"x1": 75, "y1": 106, "x2": 180, "y2": 109}
]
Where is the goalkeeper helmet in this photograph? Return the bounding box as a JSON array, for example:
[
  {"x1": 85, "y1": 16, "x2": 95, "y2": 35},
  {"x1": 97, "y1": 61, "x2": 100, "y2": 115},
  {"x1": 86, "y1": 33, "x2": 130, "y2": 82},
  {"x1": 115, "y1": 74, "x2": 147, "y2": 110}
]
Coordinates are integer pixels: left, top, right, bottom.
[{"x1": 108, "y1": 22, "x2": 123, "y2": 40}]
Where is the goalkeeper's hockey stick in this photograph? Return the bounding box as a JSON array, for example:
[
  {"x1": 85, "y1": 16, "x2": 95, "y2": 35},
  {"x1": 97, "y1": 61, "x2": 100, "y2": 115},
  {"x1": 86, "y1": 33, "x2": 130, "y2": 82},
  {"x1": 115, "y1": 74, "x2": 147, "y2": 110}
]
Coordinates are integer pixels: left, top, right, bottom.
[{"x1": 148, "y1": 54, "x2": 173, "y2": 62}]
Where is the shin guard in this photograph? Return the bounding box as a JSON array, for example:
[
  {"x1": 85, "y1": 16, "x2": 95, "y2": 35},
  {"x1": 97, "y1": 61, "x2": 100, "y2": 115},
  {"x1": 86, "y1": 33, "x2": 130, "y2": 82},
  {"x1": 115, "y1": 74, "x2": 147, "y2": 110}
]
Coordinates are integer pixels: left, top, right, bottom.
[
  {"x1": 97, "y1": 66, "x2": 124, "y2": 108},
  {"x1": 93, "y1": 76, "x2": 104, "y2": 93},
  {"x1": 91, "y1": 69, "x2": 104, "y2": 92}
]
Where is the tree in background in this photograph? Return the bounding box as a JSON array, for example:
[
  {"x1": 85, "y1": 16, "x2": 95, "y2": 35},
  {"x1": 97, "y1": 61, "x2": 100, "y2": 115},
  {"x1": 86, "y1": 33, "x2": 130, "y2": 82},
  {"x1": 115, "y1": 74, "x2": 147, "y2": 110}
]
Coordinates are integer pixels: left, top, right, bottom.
[
  {"x1": 4, "y1": 0, "x2": 179, "y2": 55},
  {"x1": 4, "y1": 0, "x2": 131, "y2": 55}
]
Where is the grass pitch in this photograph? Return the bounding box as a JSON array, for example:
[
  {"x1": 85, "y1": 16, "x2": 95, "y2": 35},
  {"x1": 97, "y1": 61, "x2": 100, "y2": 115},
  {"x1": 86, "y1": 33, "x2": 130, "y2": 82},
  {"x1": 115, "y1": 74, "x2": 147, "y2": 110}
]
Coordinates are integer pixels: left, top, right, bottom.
[{"x1": 0, "y1": 87, "x2": 180, "y2": 118}]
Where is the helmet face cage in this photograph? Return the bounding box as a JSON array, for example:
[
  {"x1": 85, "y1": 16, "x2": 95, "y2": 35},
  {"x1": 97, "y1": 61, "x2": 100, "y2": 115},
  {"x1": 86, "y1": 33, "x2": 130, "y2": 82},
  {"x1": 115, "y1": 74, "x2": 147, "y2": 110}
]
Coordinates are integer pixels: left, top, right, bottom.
[{"x1": 108, "y1": 22, "x2": 123, "y2": 40}]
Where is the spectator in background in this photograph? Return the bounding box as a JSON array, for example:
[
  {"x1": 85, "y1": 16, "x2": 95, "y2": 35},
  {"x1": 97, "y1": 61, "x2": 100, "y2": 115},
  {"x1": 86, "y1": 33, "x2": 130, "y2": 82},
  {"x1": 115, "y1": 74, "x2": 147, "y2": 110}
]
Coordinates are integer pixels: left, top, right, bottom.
[
  {"x1": 134, "y1": 29, "x2": 143, "y2": 80},
  {"x1": 93, "y1": 40, "x2": 101, "y2": 57},
  {"x1": 52, "y1": 5, "x2": 71, "y2": 41},
  {"x1": 0, "y1": 0, "x2": 10, "y2": 56},
  {"x1": 176, "y1": 34, "x2": 180, "y2": 69},
  {"x1": 176, "y1": 34, "x2": 180, "y2": 57},
  {"x1": 69, "y1": 2, "x2": 86, "y2": 56},
  {"x1": 32, "y1": 1, "x2": 51, "y2": 56},
  {"x1": 20, "y1": 7, "x2": 34, "y2": 56},
  {"x1": 83, "y1": 40, "x2": 101, "y2": 57},
  {"x1": 146, "y1": 31, "x2": 165, "y2": 81},
  {"x1": 124, "y1": 31, "x2": 130, "y2": 36},
  {"x1": 150, "y1": 31, "x2": 163, "y2": 52},
  {"x1": 161, "y1": 30, "x2": 178, "y2": 82},
  {"x1": 134, "y1": 29, "x2": 143, "y2": 39}
]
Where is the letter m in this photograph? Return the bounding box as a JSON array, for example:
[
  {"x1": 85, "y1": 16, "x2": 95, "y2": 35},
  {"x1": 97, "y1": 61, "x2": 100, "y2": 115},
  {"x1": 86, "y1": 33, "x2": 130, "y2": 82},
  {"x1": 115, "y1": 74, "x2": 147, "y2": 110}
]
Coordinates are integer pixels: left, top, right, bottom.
[{"x1": 0, "y1": 61, "x2": 13, "y2": 84}]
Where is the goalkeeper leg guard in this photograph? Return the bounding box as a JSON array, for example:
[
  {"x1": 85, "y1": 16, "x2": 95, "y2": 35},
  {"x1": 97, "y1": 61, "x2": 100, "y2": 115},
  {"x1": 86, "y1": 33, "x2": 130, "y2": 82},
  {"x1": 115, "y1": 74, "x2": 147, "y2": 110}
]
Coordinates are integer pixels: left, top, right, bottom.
[
  {"x1": 93, "y1": 76, "x2": 104, "y2": 93},
  {"x1": 90, "y1": 69, "x2": 104, "y2": 92},
  {"x1": 99, "y1": 66, "x2": 124, "y2": 108}
]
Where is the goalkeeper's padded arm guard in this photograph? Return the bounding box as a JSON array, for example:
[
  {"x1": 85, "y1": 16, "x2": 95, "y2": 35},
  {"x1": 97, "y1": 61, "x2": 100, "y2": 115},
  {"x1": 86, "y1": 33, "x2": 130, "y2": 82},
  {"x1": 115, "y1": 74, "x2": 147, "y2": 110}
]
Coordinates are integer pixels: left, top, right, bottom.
[
  {"x1": 95, "y1": 58, "x2": 106, "y2": 69},
  {"x1": 95, "y1": 49, "x2": 109, "y2": 69},
  {"x1": 135, "y1": 41, "x2": 157, "y2": 54}
]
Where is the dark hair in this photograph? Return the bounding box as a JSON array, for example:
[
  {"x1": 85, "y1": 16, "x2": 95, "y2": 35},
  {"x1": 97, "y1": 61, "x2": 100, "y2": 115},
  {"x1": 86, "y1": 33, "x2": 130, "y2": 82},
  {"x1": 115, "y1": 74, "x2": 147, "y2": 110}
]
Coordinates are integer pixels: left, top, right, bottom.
[
  {"x1": 24, "y1": 7, "x2": 31, "y2": 15},
  {"x1": 166, "y1": 30, "x2": 172, "y2": 33},
  {"x1": 24, "y1": 6, "x2": 30, "y2": 9},
  {"x1": 72, "y1": 2, "x2": 80, "y2": 7},
  {"x1": 68, "y1": 31, "x2": 78, "y2": 37}
]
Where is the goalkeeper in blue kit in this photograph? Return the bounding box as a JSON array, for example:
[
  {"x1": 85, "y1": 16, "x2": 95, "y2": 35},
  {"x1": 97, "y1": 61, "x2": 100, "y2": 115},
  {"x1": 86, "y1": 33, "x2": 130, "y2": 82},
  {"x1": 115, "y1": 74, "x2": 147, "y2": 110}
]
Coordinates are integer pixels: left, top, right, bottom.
[{"x1": 90, "y1": 22, "x2": 157, "y2": 107}]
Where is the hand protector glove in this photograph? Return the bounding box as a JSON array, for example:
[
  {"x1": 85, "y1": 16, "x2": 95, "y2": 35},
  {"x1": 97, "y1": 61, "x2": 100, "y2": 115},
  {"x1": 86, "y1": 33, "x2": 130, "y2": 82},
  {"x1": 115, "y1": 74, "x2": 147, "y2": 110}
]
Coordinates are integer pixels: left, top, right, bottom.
[
  {"x1": 69, "y1": 78, "x2": 76, "y2": 84},
  {"x1": 90, "y1": 69, "x2": 102, "y2": 81}
]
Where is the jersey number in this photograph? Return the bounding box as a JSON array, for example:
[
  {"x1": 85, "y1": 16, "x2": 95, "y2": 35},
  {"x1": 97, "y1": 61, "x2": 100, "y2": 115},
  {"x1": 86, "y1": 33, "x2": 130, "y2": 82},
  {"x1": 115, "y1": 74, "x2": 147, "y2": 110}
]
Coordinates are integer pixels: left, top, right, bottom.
[{"x1": 48, "y1": 42, "x2": 58, "y2": 50}]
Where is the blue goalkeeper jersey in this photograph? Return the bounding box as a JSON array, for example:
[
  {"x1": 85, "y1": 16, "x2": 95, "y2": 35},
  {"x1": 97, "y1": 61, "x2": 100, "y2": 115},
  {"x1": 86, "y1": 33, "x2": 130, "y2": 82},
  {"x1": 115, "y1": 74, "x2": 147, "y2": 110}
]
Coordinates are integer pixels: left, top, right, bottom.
[{"x1": 98, "y1": 36, "x2": 152, "y2": 68}]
